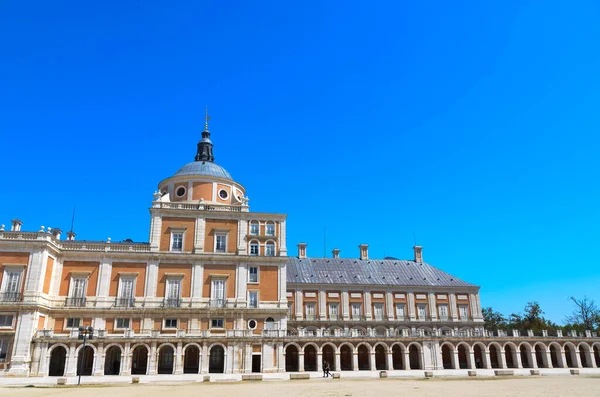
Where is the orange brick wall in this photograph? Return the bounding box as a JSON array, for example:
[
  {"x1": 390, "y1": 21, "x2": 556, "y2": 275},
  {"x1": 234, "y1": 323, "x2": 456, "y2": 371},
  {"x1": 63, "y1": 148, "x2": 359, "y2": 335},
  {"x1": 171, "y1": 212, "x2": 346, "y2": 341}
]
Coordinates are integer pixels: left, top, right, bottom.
[
  {"x1": 0, "y1": 252, "x2": 30, "y2": 288},
  {"x1": 37, "y1": 315, "x2": 45, "y2": 330},
  {"x1": 160, "y1": 217, "x2": 195, "y2": 252},
  {"x1": 192, "y1": 182, "x2": 213, "y2": 201},
  {"x1": 42, "y1": 256, "x2": 55, "y2": 294},
  {"x1": 204, "y1": 219, "x2": 238, "y2": 253},
  {"x1": 157, "y1": 263, "x2": 192, "y2": 298},
  {"x1": 259, "y1": 266, "x2": 278, "y2": 301},
  {"x1": 202, "y1": 265, "x2": 236, "y2": 298}
]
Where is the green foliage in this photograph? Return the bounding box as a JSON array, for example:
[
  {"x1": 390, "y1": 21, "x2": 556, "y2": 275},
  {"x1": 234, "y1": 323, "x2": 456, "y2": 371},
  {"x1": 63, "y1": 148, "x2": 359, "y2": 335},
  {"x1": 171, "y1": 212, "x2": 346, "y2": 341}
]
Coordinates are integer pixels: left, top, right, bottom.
[{"x1": 482, "y1": 307, "x2": 507, "y2": 331}]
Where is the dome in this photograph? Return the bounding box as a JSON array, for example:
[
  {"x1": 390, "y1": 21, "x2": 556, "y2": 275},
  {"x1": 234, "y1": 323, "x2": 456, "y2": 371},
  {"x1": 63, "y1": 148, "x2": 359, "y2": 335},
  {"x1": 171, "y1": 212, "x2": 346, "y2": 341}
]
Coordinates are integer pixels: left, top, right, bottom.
[{"x1": 174, "y1": 161, "x2": 233, "y2": 180}]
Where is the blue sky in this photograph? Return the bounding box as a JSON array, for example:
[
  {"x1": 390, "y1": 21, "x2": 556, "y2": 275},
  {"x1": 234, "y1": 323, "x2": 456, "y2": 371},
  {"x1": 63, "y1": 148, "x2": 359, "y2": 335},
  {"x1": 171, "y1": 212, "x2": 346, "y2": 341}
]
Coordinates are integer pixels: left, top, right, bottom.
[{"x1": 1, "y1": 1, "x2": 599, "y2": 323}]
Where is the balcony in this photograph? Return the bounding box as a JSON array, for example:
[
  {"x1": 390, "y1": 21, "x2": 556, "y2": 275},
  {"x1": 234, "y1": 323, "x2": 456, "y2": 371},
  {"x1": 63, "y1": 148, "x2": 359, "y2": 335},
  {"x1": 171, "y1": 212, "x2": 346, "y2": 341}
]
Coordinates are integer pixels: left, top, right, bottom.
[
  {"x1": 162, "y1": 298, "x2": 181, "y2": 308},
  {"x1": 209, "y1": 299, "x2": 226, "y2": 308},
  {"x1": 65, "y1": 297, "x2": 86, "y2": 307},
  {"x1": 0, "y1": 292, "x2": 21, "y2": 303},
  {"x1": 115, "y1": 297, "x2": 135, "y2": 308}
]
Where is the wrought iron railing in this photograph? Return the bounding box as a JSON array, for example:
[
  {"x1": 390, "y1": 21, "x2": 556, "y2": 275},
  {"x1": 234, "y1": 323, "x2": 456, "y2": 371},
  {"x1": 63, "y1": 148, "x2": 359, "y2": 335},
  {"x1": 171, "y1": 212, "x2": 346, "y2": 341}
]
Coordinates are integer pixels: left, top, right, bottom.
[
  {"x1": 115, "y1": 297, "x2": 136, "y2": 308},
  {"x1": 162, "y1": 298, "x2": 181, "y2": 308},
  {"x1": 65, "y1": 297, "x2": 87, "y2": 307}
]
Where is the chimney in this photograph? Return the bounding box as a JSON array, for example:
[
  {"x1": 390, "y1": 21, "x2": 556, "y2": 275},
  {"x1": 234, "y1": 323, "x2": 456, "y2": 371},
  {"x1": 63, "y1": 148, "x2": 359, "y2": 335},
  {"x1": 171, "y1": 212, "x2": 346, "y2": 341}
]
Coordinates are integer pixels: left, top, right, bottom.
[
  {"x1": 67, "y1": 231, "x2": 77, "y2": 241},
  {"x1": 332, "y1": 248, "x2": 340, "y2": 259},
  {"x1": 10, "y1": 219, "x2": 22, "y2": 232},
  {"x1": 359, "y1": 244, "x2": 369, "y2": 260},
  {"x1": 297, "y1": 242, "x2": 307, "y2": 259},
  {"x1": 51, "y1": 228, "x2": 63, "y2": 240},
  {"x1": 413, "y1": 245, "x2": 423, "y2": 263}
]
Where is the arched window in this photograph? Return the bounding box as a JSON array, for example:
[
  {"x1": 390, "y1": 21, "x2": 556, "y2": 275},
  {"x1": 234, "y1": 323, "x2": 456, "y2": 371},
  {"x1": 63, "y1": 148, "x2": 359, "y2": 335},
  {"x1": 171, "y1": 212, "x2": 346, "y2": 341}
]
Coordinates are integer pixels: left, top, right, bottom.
[
  {"x1": 250, "y1": 221, "x2": 259, "y2": 236},
  {"x1": 265, "y1": 317, "x2": 275, "y2": 330},
  {"x1": 265, "y1": 241, "x2": 275, "y2": 257},
  {"x1": 265, "y1": 221, "x2": 275, "y2": 236},
  {"x1": 249, "y1": 240, "x2": 259, "y2": 256}
]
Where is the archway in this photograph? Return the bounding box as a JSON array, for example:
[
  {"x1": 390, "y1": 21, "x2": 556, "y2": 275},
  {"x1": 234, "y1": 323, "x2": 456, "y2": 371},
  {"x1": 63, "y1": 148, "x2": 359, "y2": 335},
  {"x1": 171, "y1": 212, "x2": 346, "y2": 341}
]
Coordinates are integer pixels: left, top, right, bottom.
[
  {"x1": 441, "y1": 345, "x2": 453, "y2": 369},
  {"x1": 550, "y1": 344, "x2": 562, "y2": 368},
  {"x1": 322, "y1": 345, "x2": 335, "y2": 371},
  {"x1": 131, "y1": 345, "x2": 148, "y2": 375},
  {"x1": 457, "y1": 345, "x2": 469, "y2": 369},
  {"x1": 304, "y1": 345, "x2": 317, "y2": 371},
  {"x1": 104, "y1": 346, "x2": 121, "y2": 375},
  {"x1": 48, "y1": 346, "x2": 67, "y2": 376},
  {"x1": 158, "y1": 345, "x2": 174, "y2": 374},
  {"x1": 489, "y1": 345, "x2": 500, "y2": 368},
  {"x1": 520, "y1": 345, "x2": 531, "y2": 368},
  {"x1": 594, "y1": 345, "x2": 600, "y2": 367},
  {"x1": 285, "y1": 345, "x2": 299, "y2": 372},
  {"x1": 473, "y1": 344, "x2": 485, "y2": 368},
  {"x1": 340, "y1": 345, "x2": 353, "y2": 371},
  {"x1": 504, "y1": 345, "x2": 515, "y2": 368},
  {"x1": 409, "y1": 345, "x2": 421, "y2": 370},
  {"x1": 184, "y1": 345, "x2": 200, "y2": 374},
  {"x1": 357, "y1": 345, "x2": 370, "y2": 370},
  {"x1": 578, "y1": 345, "x2": 590, "y2": 368},
  {"x1": 564, "y1": 345, "x2": 576, "y2": 368},
  {"x1": 375, "y1": 345, "x2": 386, "y2": 370},
  {"x1": 535, "y1": 345, "x2": 547, "y2": 368},
  {"x1": 392, "y1": 345, "x2": 403, "y2": 369},
  {"x1": 76, "y1": 346, "x2": 94, "y2": 376},
  {"x1": 209, "y1": 345, "x2": 225, "y2": 373}
]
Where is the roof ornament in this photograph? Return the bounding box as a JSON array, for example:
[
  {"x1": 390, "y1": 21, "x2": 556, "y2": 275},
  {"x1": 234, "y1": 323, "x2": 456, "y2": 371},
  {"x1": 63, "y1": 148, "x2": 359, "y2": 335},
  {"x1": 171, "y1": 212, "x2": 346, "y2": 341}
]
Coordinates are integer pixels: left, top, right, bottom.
[
  {"x1": 204, "y1": 106, "x2": 210, "y2": 132},
  {"x1": 195, "y1": 107, "x2": 215, "y2": 162}
]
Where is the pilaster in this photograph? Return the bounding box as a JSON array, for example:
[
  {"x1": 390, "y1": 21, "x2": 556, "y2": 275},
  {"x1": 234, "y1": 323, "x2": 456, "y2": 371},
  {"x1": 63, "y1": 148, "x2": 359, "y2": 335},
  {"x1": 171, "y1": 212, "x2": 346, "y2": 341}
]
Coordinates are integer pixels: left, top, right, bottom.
[
  {"x1": 428, "y1": 292, "x2": 438, "y2": 321},
  {"x1": 194, "y1": 217, "x2": 205, "y2": 253},
  {"x1": 364, "y1": 292, "x2": 372, "y2": 319},
  {"x1": 191, "y1": 262, "x2": 204, "y2": 299},
  {"x1": 295, "y1": 290, "x2": 303, "y2": 319},
  {"x1": 145, "y1": 260, "x2": 159, "y2": 298},
  {"x1": 237, "y1": 219, "x2": 247, "y2": 254},
  {"x1": 449, "y1": 293, "x2": 458, "y2": 320},
  {"x1": 319, "y1": 290, "x2": 327, "y2": 320},
  {"x1": 96, "y1": 258, "x2": 112, "y2": 297},
  {"x1": 407, "y1": 292, "x2": 416, "y2": 320},
  {"x1": 149, "y1": 214, "x2": 162, "y2": 251},
  {"x1": 386, "y1": 291, "x2": 394, "y2": 320},
  {"x1": 341, "y1": 291, "x2": 349, "y2": 320},
  {"x1": 279, "y1": 219, "x2": 287, "y2": 255},
  {"x1": 7, "y1": 311, "x2": 36, "y2": 375},
  {"x1": 175, "y1": 342, "x2": 183, "y2": 374}
]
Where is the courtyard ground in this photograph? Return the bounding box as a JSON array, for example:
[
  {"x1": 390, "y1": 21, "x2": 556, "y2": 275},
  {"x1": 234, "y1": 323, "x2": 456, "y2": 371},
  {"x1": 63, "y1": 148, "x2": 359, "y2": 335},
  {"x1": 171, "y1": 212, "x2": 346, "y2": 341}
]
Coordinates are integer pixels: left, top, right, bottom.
[{"x1": 0, "y1": 376, "x2": 599, "y2": 397}]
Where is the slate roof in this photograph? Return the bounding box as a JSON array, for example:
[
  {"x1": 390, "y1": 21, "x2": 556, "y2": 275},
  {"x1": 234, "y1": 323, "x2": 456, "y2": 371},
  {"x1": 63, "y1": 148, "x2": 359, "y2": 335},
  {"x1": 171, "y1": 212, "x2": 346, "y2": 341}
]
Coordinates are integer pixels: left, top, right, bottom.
[
  {"x1": 174, "y1": 161, "x2": 233, "y2": 180},
  {"x1": 286, "y1": 257, "x2": 477, "y2": 288}
]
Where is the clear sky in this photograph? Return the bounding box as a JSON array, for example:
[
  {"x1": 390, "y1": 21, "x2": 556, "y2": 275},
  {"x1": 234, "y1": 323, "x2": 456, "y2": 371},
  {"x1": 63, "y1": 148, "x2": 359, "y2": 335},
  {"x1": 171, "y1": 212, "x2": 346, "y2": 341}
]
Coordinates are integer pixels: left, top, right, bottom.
[{"x1": 1, "y1": 1, "x2": 599, "y2": 324}]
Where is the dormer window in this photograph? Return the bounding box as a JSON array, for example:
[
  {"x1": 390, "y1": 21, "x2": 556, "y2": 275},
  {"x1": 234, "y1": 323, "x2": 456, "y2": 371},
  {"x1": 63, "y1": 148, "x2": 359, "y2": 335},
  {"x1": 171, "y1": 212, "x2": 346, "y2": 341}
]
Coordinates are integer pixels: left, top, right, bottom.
[{"x1": 266, "y1": 222, "x2": 275, "y2": 236}]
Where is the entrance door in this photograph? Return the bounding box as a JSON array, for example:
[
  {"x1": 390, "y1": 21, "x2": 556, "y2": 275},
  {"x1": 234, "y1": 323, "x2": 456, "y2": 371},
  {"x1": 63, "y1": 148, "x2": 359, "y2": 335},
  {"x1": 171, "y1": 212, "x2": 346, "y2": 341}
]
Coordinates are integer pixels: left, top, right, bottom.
[{"x1": 252, "y1": 355, "x2": 261, "y2": 373}]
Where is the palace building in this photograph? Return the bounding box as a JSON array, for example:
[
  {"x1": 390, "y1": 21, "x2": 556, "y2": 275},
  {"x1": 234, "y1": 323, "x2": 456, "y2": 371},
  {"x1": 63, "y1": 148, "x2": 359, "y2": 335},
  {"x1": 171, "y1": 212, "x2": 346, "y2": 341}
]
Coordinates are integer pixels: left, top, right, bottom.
[{"x1": 0, "y1": 119, "x2": 599, "y2": 378}]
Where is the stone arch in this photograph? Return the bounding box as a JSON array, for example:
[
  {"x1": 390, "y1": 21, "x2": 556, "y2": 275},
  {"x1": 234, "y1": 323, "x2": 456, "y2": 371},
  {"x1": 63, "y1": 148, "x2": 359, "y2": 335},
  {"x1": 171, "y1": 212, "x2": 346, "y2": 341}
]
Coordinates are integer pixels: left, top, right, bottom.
[
  {"x1": 374, "y1": 343, "x2": 387, "y2": 370},
  {"x1": 390, "y1": 342, "x2": 405, "y2": 370},
  {"x1": 264, "y1": 316, "x2": 276, "y2": 330},
  {"x1": 355, "y1": 342, "x2": 372, "y2": 353},
  {"x1": 357, "y1": 344, "x2": 370, "y2": 370},
  {"x1": 48, "y1": 344, "x2": 68, "y2": 376},
  {"x1": 183, "y1": 344, "x2": 200, "y2": 374},
  {"x1": 548, "y1": 342, "x2": 564, "y2": 368},
  {"x1": 592, "y1": 343, "x2": 600, "y2": 367},
  {"x1": 208, "y1": 344, "x2": 226, "y2": 373},
  {"x1": 503, "y1": 342, "x2": 518, "y2": 369},
  {"x1": 157, "y1": 342, "x2": 176, "y2": 353},
  {"x1": 303, "y1": 343, "x2": 318, "y2": 371},
  {"x1": 577, "y1": 342, "x2": 592, "y2": 368},
  {"x1": 407, "y1": 342, "x2": 423, "y2": 370},
  {"x1": 456, "y1": 342, "x2": 470, "y2": 369},
  {"x1": 76, "y1": 345, "x2": 95, "y2": 376},
  {"x1": 563, "y1": 342, "x2": 578, "y2": 368},
  {"x1": 104, "y1": 345, "x2": 122, "y2": 375},
  {"x1": 533, "y1": 342, "x2": 549, "y2": 368},
  {"x1": 517, "y1": 342, "x2": 533, "y2": 369},
  {"x1": 487, "y1": 342, "x2": 503, "y2": 368},
  {"x1": 321, "y1": 343, "x2": 336, "y2": 371},
  {"x1": 285, "y1": 344, "x2": 299, "y2": 372},
  {"x1": 472, "y1": 342, "x2": 487, "y2": 369},
  {"x1": 440, "y1": 342, "x2": 455, "y2": 369},
  {"x1": 157, "y1": 344, "x2": 175, "y2": 374},
  {"x1": 339, "y1": 343, "x2": 354, "y2": 371},
  {"x1": 130, "y1": 344, "x2": 149, "y2": 375}
]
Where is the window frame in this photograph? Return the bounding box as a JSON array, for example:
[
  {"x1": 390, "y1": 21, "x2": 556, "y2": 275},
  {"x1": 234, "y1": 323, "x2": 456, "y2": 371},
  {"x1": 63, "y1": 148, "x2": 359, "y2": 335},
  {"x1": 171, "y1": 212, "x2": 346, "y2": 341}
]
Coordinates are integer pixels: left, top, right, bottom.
[
  {"x1": 0, "y1": 338, "x2": 11, "y2": 362},
  {"x1": 248, "y1": 266, "x2": 259, "y2": 283},
  {"x1": 373, "y1": 303, "x2": 384, "y2": 320},
  {"x1": 118, "y1": 277, "x2": 136, "y2": 299},
  {"x1": 214, "y1": 232, "x2": 228, "y2": 253},
  {"x1": 65, "y1": 317, "x2": 82, "y2": 330},
  {"x1": 249, "y1": 241, "x2": 259, "y2": 256},
  {"x1": 265, "y1": 222, "x2": 275, "y2": 236},
  {"x1": 395, "y1": 303, "x2": 406, "y2": 320},
  {"x1": 351, "y1": 303, "x2": 362, "y2": 318},
  {"x1": 458, "y1": 304, "x2": 469, "y2": 319},
  {"x1": 248, "y1": 290, "x2": 258, "y2": 308},
  {"x1": 249, "y1": 221, "x2": 259, "y2": 236},
  {"x1": 170, "y1": 231, "x2": 184, "y2": 252},
  {"x1": 68, "y1": 276, "x2": 88, "y2": 298},
  {"x1": 265, "y1": 241, "x2": 276, "y2": 257},
  {"x1": 0, "y1": 269, "x2": 23, "y2": 294},
  {"x1": 0, "y1": 314, "x2": 14, "y2": 328},
  {"x1": 438, "y1": 304, "x2": 449, "y2": 319},
  {"x1": 305, "y1": 302, "x2": 316, "y2": 319},
  {"x1": 211, "y1": 318, "x2": 224, "y2": 329},
  {"x1": 417, "y1": 303, "x2": 428, "y2": 319},
  {"x1": 164, "y1": 318, "x2": 178, "y2": 329},
  {"x1": 328, "y1": 302, "x2": 339, "y2": 319},
  {"x1": 115, "y1": 318, "x2": 131, "y2": 330}
]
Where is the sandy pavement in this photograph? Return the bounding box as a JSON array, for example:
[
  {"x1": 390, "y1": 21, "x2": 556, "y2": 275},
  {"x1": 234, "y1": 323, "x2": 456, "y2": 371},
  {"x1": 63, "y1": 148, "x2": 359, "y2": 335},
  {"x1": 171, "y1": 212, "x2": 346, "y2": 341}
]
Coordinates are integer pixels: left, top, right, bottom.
[{"x1": 0, "y1": 377, "x2": 599, "y2": 397}]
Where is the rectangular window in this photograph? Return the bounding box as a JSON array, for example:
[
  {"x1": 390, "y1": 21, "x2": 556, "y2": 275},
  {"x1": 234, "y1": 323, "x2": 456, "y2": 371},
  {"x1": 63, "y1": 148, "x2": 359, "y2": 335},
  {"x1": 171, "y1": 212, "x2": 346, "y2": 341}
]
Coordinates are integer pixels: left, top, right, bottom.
[
  {"x1": 66, "y1": 318, "x2": 81, "y2": 329},
  {"x1": 250, "y1": 223, "x2": 259, "y2": 235},
  {"x1": 248, "y1": 291, "x2": 258, "y2": 308},
  {"x1": 438, "y1": 304, "x2": 449, "y2": 319},
  {"x1": 265, "y1": 243, "x2": 275, "y2": 257},
  {"x1": 166, "y1": 278, "x2": 181, "y2": 302},
  {"x1": 3, "y1": 271, "x2": 21, "y2": 293},
  {"x1": 70, "y1": 277, "x2": 87, "y2": 298},
  {"x1": 171, "y1": 232, "x2": 183, "y2": 251},
  {"x1": 395, "y1": 304, "x2": 406, "y2": 319},
  {"x1": 118, "y1": 277, "x2": 135, "y2": 304},
  {"x1": 266, "y1": 223, "x2": 275, "y2": 236},
  {"x1": 0, "y1": 338, "x2": 10, "y2": 362},
  {"x1": 417, "y1": 304, "x2": 427, "y2": 319},
  {"x1": 0, "y1": 315, "x2": 13, "y2": 327},
  {"x1": 351, "y1": 303, "x2": 362, "y2": 318},
  {"x1": 215, "y1": 234, "x2": 227, "y2": 252},
  {"x1": 305, "y1": 303, "x2": 316, "y2": 319},
  {"x1": 164, "y1": 318, "x2": 177, "y2": 328},
  {"x1": 459, "y1": 305, "x2": 469, "y2": 319},
  {"x1": 248, "y1": 266, "x2": 258, "y2": 283},
  {"x1": 249, "y1": 243, "x2": 259, "y2": 256},
  {"x1": 287, "y1": 302, "x2": 293, "y2": 316},
  {"x1": 211, "y1": 318, "x2": 224, "y2": 328},
  {"x1": 115, "y1": 318, "x2": 130, "y2": 329},
  {"x1": 211, "y1": 279, "x2": 225, "y2": 300},
  {"x1": 373, "y1": 303, "x2": 384, "y2": 320},
  {"x1": 328, "y1": 303, "x2": 339, "y2": 319}
]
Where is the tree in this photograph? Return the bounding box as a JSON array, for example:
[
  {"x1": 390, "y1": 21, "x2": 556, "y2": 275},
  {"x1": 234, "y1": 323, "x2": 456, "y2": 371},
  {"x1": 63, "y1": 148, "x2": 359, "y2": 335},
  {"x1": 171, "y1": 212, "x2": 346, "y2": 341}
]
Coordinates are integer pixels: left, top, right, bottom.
[
  {"x1": 508, "y1": 301, "x2": 557, "y2": 332},
  {"x1": 564, "y1": 296, "x2": 600, "y2": 331},
  {"x1": 482, "y1": 307, "x2": 507, "y2": 330}
]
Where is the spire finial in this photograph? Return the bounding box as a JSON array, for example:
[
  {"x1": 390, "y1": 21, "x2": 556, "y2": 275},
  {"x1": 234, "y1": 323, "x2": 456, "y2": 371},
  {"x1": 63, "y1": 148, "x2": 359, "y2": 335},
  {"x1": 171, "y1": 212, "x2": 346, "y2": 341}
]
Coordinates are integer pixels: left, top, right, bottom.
[{"x1": 204, "y1": 106, "x2": 210, "y2": 131}]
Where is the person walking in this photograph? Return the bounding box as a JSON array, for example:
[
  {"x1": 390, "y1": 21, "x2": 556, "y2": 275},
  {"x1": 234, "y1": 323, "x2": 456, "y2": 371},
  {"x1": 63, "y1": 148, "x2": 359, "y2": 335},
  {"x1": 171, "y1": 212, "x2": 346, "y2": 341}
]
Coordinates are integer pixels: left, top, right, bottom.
[
  {"x1": 323, "y1": 360, "x2": 329, "y2": 377},
  {"x1": 324, "y1": 360, "x2": 331, "y2": 378}
]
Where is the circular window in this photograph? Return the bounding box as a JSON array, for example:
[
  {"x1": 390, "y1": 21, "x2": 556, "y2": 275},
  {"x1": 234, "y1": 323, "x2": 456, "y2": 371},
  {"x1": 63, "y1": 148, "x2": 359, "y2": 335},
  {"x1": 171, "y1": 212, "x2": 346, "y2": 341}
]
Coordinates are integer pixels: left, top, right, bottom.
[
  {"x1": 219, "y1": 189, "x2": 228, "y2": 199},
  {"x1": 248, "y1": 319, "x2": 257, "y2": 330},
  {"x1": 176, "y1": 187, "x2": 186, "y2": 197}
]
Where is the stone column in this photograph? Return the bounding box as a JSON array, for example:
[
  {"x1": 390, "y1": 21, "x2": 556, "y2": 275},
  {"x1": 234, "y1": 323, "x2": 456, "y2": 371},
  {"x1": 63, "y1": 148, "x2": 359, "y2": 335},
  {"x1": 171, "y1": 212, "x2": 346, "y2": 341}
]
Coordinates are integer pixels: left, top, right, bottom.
[
  {"x1": 175, "y1": 342, "x2": 183, "y2": 374},
  {"x1": 407, "y1": 292, "x2": 416, "y2": 320},
  {"x1": 226, "y1": 344, "x2": 234, "y2": 373},
  {"x1": 499, "y1": 349, "x2": 507, "y2": 369},
  {"x1": 191, "y1": 262, "x2": 204, "y2": 301},
  {"x1": 96, "y1": 259, "x2": 112, "y2": 298},
  {"x1": 468, "y1": 351, "x2": 476, "y2": 369},
  {"x1": 404, "y1": 351, "x2": 411, "y2": 370},
  {"x1": 237, "y1": 219, "x2": 247, "y2": 255},
  {"x1": 122, "y1": 342, "x2": 131, "y2": 375},
  {"x1": 319, "y1": 291, "x2": 327, "y2": 320},
  {"x1": 574, "y1": 350, "x2": 583, "y2": 368},
  {"x1": 66, "y1": 343, "x2": 77, "y2": 376},
  {"x1": 484, "y1": 350, "x2": 492, "y2": 369},
  {"x1": 295, "y1": 290, "x2": 303, "y2": 319},
  {"x1": 530, "y1": 350, "x2": 538, "y2": 369},
  {"x1": 194, "y1": 217, "x2": 205, "y2": 253},
  {"x1": 277, "y1": 342, "x2": 285, "y2": 372},
  {"x1": 201, "y1": 343, "x2": 209, "y2": 374},
  {"x1": 95, "y1": 343, "x2": 104, "y2": 376},
  {"x1": 449, "y1": 293, "x2": 458, "y2": 321},
  {"x1": 335, "y1": 352, "x2": 341, "y2": 372},
  {"x1": 299, "y1": 352, "x2": 305, "y2": 371},
  {"x1": 279, "y1": 219, "x2": 287, "y2": 255},
  {"x1": 369, "y1": 352, "x2": 376, "y2": 371},
  {"x1": 341, "y1": 291, "x2": 349, "y2": 320},
  {"x1": 469, "y1": 293, "x2": 478, "y2": 319},
  {"x1": 545, "y1": 350, "x2": 554, "y2": 368},
  {"x1": 279, "y1": 263, "x2": 287, "y2": 306},
  {"x1": 244, "y1": 343, "x2": 252, "y2": 374},
  {"x1": 148, "y1": 341, "x2": 157, "y2": 375},
  {"x1": 352, "y1": 352, "x2": 359, "y2": 371},
  {"x1": 428, "y1": 293, "x2": 438, "y2": 321},
  {"x1": 453, "y1": 350, "x2": 460, "y2": 370},
  {"x1": 29, "y1": 342, "x2": 42, "y2": 376},
  {"x1": 149, "y1": 214, "x2": 162, "y2": 251},
  {"x1": 145, "y1": 260, "x2": 159, "y2": 298},
  {"x1": 516, "y1": 350, "x2": 523, "y2": 369},
  {"x1": 386, "y1": 291, "x2": 394, "y2": 320},
  {"x1": 387, "y1": 351, "x2": 394, "y2": 370},
  {"x1": 317, "y1": 351, "x2": 323, "y2": 373},
  {"x1": 38, "y1": 343, "x2": 49, "y2": 377}
]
